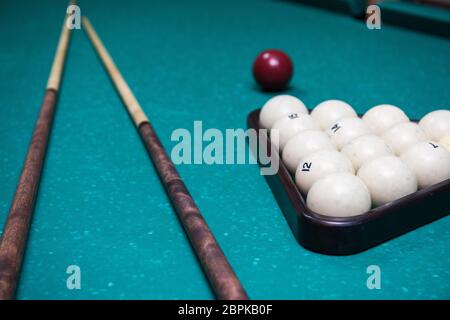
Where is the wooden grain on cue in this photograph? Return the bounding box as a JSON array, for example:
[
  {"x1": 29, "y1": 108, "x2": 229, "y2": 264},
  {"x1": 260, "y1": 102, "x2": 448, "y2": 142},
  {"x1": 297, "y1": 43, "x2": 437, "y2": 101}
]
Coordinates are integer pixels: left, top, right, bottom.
[
  {"x1": 82, "y1": 17, "x2": 249, "y2": 300},
  {"x1": 0, "y1": 14, "x2": 72, "y2": 300}
]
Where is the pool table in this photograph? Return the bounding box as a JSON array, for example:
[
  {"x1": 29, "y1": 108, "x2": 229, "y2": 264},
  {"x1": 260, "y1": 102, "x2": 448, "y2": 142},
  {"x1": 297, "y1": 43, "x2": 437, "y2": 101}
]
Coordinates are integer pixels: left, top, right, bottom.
[{"x1": 0, "y1": 0, "x2": 449, "y2": 300}]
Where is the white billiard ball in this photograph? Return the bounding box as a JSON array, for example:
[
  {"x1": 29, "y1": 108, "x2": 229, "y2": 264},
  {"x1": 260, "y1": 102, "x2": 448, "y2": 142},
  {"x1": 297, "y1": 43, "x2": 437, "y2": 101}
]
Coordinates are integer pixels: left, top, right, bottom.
[
  {"x1": 326, "y1": 117, "x2": 371, "y2": 150},
  {"x1": 362, "y1": 104, "x2": 409, "y2": 135},
  {"x1": 270, "y1": 113, "x2": 319, "y2": 150},
  {"x1": 381, "y1": 122, "x2": 427, "y2": 155},
  {"x1": 400, "y1": 141, "x2": 450, "y2": 189},
  {"x1": 357, "y1": 156, "x2": 417, "y2": 206},
  {"x1": 342, "y1": 135, "x2": 393, "y2": 170},
  {"x1": 310, "y1": 100, "x2": 357, "y2": 129},
  {"x1": 259, "y1": 95, "x2": 308, "y2": 129},
  {"x1": 419, "y1": 110, "x2": 450, "y2": 141},
  {"x1": 295, "y1": 150, "x2": 355, "y2": 194},
  {"x1": 306, "y1": 173, "x2": 371, "y2": 217},
  {"x1": 282, "y1": 130, "x2": 336, "y2": 173},
  {"x1": 440, "y1": 133, "x2": 450, "y2": 152}
]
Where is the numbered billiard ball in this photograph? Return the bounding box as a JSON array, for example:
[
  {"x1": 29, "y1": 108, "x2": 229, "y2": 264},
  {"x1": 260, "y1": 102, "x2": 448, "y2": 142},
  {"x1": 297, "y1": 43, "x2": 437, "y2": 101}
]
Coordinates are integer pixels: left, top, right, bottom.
[
  {"x1": 259, "y1": 95, "x2": 307, "y2": 129},
  {"x1": 282, "y1": 130, "x2": 336, "y2": 173},
  {"x1": 400, "y1": 141, "x2": 450, "y2": 189},
  {"x1": 326, "y1": 117, "x2": 372, "y2": 150},
  {"x1": 271, "y1": 113, "x2": 319, "y2": 150},
  {"x1": 253, "y1": 49, "x2": 293, "y2": 91},
  {"x1": 295, "y1": 149, "x2": 355, "y2": 194},
  {"x1": 311, "y1": 100, "x2": 357, "y2": 130}
]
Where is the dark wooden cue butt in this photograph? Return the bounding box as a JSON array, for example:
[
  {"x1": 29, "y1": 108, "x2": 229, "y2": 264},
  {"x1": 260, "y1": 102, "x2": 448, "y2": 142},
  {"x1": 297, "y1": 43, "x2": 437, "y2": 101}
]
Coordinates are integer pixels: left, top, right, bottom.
[
  {"x1": 0, "y1": 89, "x2": 58, "y2": 300},
  {"x1": 138, "y1": 122, "x2": 249, "y2": 300}
]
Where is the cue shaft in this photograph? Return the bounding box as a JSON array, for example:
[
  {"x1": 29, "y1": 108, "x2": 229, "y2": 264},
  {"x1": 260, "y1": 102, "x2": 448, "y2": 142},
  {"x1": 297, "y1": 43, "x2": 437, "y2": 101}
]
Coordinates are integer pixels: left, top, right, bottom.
[
  {"x1": 82, "y1": 17, "x2": 249, "y2": 300},
  {"x1": 0, "y1": 14, "x2": 72, "y2": 300}
]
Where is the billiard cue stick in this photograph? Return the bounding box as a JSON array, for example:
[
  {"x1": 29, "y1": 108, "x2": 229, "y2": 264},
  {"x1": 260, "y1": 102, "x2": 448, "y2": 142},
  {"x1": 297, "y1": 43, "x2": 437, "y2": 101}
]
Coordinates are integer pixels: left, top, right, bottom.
[
  {"x1": 0, "y1": 12, "x2": 73, "y2": 300},
  {"x1": 82, "y1": 17, "x2": 249, "y2": 300}
]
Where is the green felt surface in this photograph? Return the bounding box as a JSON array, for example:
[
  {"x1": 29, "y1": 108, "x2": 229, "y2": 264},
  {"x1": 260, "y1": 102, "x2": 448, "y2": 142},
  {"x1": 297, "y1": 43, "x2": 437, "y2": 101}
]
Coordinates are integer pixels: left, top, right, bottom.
[{"x1": 0, "y1": 0, "x2": 449, "y2": 299}]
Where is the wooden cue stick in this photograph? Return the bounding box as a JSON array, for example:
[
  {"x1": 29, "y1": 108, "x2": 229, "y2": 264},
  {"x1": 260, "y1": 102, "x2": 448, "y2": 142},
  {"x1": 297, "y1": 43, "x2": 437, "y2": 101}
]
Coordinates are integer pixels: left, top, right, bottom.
[
  {"x1": 0, "y1": 12, "x2": 73, "y2": 300},
  {"x1": 82, "y1": 17, "x2": 249, "y2": 300}
]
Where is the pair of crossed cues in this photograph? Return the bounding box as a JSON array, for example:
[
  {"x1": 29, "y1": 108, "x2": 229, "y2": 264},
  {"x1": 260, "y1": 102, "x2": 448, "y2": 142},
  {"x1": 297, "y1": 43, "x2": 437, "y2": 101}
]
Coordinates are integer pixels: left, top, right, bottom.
[{"x1": 0, "y1": 11, "x2": 248, "y2": 300}]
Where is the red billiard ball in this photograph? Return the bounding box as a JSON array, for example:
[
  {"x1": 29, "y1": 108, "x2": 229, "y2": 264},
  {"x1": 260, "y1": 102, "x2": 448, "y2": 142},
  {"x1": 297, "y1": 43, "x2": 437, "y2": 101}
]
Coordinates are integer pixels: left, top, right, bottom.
[{"x1": 253, "y1": 49, "x2": 293, "y2": 91}]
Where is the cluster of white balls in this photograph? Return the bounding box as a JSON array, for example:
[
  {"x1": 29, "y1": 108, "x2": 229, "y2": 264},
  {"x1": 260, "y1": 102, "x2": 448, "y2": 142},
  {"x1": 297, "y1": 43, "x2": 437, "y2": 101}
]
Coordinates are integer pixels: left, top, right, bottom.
[{"x1": 259, "y1": 95, "x2": 450, "y2": 217}]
